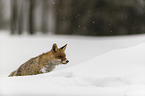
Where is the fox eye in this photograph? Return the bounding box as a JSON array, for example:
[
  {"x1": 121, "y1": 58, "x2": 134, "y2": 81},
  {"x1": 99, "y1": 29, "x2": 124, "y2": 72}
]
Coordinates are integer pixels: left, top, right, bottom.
[{"x1": 57, "y1": 55, "x2": 63, "y2": 58}]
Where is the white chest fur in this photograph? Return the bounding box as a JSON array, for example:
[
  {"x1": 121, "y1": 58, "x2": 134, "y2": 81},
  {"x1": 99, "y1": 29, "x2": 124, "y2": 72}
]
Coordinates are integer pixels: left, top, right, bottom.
[
  {"x1": 41, "y1": 66, "x2": 47, "y2": 73},
  {"x1": 40, "y1": 64, "x2": 56, "y2": 73}
]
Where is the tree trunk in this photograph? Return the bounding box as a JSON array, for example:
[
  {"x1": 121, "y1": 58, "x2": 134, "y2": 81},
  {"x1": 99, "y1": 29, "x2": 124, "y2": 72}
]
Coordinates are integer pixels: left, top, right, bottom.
[
  {"x1": 28, "y1": 0, "x2": 35, "y2": 35},
  {"x1": 41, "y1": 0, "x2": 49, "y2": 34},
  {"x1": 11, "y1": 0, "x2": 17, "y2": 34},
  {"x1": 18, "y1": 0, "x2": 24, "y2": 35}
]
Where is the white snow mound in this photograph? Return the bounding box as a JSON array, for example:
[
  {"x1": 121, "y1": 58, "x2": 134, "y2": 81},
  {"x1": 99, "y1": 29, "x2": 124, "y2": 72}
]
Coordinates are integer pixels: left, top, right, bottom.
[{"x1": 0, "y1": 43, "x2": 145, "y2": 96}]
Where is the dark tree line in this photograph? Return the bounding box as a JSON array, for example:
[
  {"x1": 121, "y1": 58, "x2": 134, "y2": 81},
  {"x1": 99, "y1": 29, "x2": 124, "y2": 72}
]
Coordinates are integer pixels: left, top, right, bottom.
[
  {"x1": 10, "y1": 0, "x2": 145, "y2": 36},
  {"x1": 55, "y1": 0, "x2": 145, "y2": 36}
]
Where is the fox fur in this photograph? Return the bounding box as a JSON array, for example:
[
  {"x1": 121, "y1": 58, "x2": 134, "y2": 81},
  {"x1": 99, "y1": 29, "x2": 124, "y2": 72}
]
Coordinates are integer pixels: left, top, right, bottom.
[{"x1": 9, "y1": 43, "x2": 69, "y2": 77}]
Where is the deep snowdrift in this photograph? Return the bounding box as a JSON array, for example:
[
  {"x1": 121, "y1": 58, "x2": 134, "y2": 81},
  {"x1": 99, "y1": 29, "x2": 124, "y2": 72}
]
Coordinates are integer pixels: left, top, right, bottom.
[
  {"x1": 0, "y1": 31, "x2": 145, "y2": 96},
  {"x1": 0, "y1": 42, "x2": 145, "y2": 96}
]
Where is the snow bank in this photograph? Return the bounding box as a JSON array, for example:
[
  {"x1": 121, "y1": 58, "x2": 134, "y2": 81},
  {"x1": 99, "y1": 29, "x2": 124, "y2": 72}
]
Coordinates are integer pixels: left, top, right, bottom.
[
  {"x1": 67, "y1": 43, "x2": 145, "y2": 79},
  {"x1": 0, "y1": 42, "x2": 145, "y2": 96}
]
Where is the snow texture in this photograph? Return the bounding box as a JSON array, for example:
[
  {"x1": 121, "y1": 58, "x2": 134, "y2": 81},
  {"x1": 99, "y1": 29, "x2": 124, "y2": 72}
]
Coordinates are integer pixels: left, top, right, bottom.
[{"x1": 0, "y1": 31, "x2": 145, "y2": 96}]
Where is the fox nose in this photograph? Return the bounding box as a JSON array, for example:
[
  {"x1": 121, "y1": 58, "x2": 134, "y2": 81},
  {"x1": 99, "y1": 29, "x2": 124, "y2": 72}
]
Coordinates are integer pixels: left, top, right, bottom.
[
  {"x1": 66, "y1": 60, "x2": 69, "y2": 63},
  {"x1": 62, "y1": 60, "x2": 69, "y2": 64}
]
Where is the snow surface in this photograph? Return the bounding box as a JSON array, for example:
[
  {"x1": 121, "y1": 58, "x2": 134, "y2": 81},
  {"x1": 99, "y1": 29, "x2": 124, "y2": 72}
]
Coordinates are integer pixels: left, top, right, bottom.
[{"x1": 0, "y1": 30, "x2": 145, "y2": 96}]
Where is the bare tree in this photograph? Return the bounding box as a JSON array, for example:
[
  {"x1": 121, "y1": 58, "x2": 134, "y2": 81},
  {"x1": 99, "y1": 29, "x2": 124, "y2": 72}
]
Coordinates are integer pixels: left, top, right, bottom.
[
  {"x1": 18, "y1": 0, "x2": 24, "y2": 35},
  {"x1": 11, "y1": 0, "x2": 17, "y2": 34},
  {"x1": 41, "y1": 0, "x2": 49, "y2": 34},
  {"x1": 28, "y1": 0, "x2": 36, "y2": 34}
]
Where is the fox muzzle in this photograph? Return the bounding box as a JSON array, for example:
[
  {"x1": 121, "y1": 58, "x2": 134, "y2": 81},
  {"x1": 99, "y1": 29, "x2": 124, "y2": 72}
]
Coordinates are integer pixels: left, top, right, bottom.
[{"x1": 62, "y1": 60, "x2": 69, "y2": 64}]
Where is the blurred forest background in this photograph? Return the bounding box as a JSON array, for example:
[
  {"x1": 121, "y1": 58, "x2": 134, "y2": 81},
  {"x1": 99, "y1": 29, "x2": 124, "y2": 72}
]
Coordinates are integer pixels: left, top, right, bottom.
[{"x1": 0, "y1": 0, "x2": 145, "y2": 36}]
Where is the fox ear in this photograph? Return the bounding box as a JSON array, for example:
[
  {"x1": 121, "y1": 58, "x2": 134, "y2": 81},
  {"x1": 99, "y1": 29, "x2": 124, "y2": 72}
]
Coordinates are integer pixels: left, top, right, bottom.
[
  {"x1": 52, "y1": 43, "x2": 58, "y2": 53},
  {"x1": 60, "y1": 44, "x2": 67, "y2": 52}
]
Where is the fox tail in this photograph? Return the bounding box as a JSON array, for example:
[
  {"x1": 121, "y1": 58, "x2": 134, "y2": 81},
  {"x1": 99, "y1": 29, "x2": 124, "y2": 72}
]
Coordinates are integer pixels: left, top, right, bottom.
[{"x1": 8, "y1": 70, "x2": 16, "y2": 77}]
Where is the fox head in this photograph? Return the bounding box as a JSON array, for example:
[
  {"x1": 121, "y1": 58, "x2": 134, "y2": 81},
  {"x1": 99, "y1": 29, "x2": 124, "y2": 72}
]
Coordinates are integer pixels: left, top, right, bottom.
[{"x1": 51, "y1": 43, "x2": 69, "y2": 65}]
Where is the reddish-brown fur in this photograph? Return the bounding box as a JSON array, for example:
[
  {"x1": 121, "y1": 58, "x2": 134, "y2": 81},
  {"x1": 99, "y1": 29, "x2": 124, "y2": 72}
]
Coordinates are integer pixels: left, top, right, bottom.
[{"x1": 9, "y1": 44, "x2": 69, "y2": 77}]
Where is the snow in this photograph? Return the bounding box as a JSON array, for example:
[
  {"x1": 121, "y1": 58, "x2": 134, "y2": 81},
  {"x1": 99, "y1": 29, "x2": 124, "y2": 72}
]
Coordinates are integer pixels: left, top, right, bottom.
[{"x1": 0, "y1": 30, "x2": 145, "y2": 96}]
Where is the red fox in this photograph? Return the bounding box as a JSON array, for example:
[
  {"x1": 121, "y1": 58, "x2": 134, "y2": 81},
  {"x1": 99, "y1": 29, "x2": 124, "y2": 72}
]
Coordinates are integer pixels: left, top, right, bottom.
[{"x1": 9, "y1": 43, "x2": 69, "y2": 77}]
